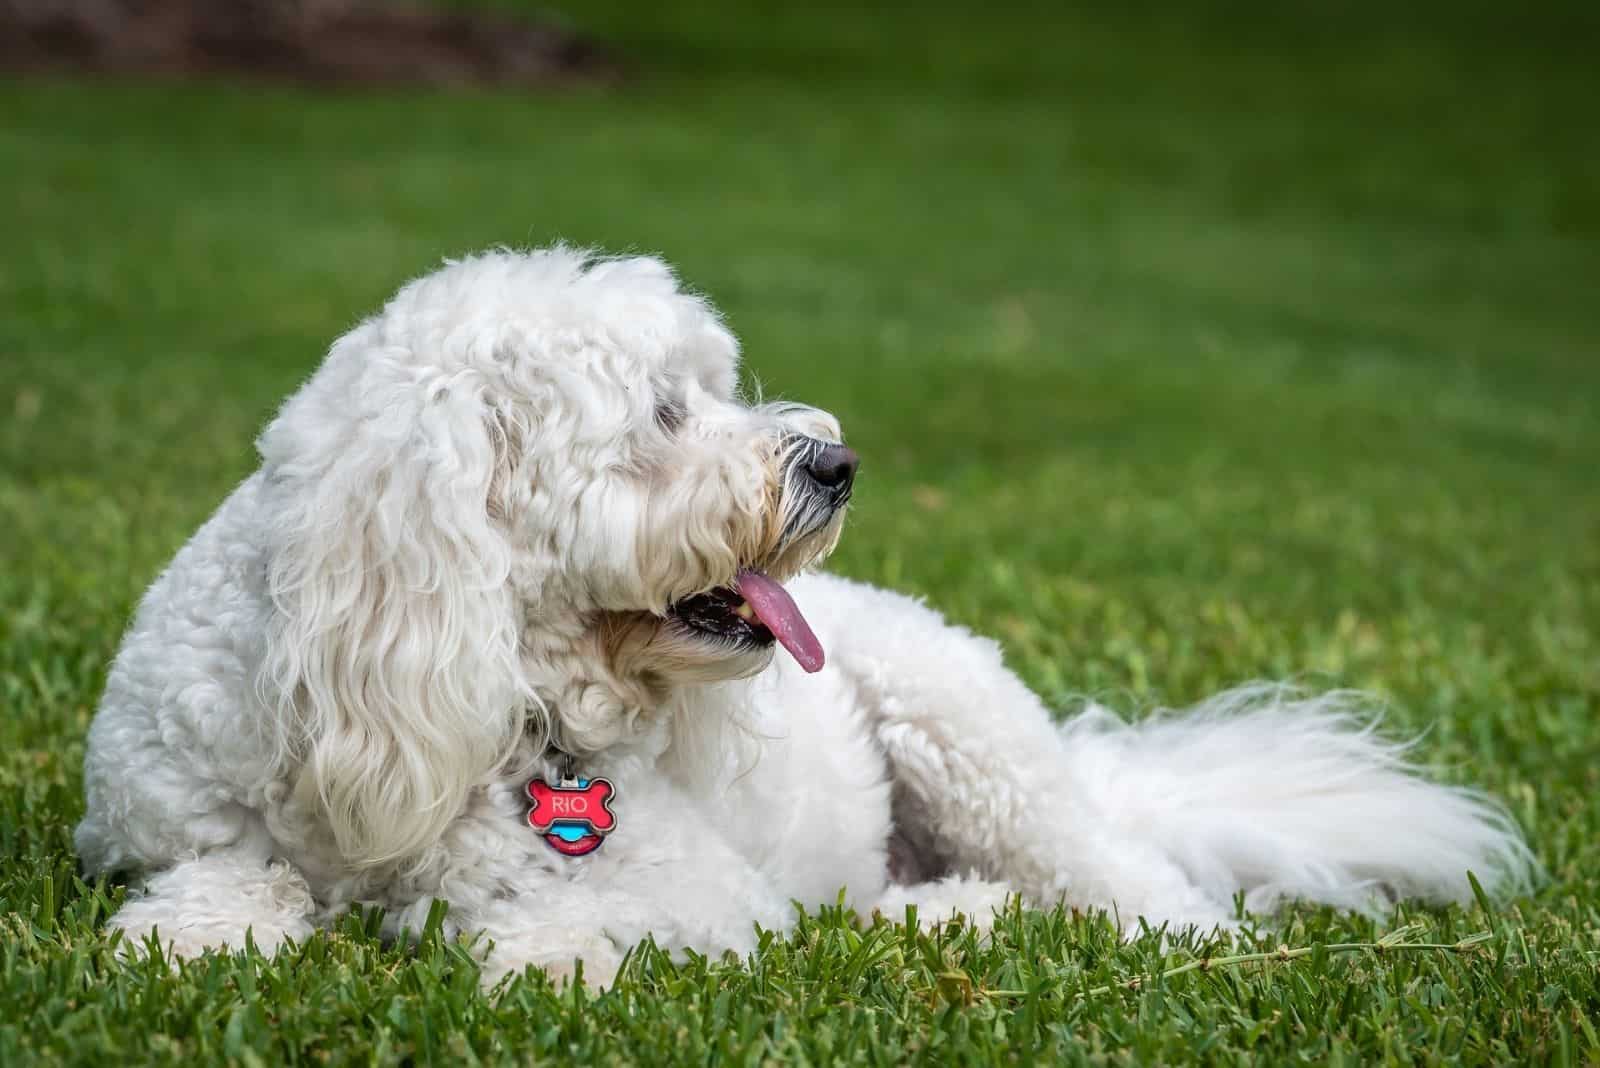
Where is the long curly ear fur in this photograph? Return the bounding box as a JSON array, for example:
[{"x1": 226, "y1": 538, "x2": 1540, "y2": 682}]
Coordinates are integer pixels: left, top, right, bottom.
[{"x1": 256, "y1": 329, "x2": 530, "y2": 869}]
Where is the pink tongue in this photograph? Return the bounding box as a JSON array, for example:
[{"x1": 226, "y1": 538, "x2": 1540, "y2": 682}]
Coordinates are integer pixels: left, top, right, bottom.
[{"x1": 736, "y1": 569, "x2": 825, "y2": 673}]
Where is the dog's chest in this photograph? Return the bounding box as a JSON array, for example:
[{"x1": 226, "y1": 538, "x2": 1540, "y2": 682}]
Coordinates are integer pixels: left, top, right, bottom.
[{"x1": 695, "y1": 663, "x2": 894, "y2": 908}]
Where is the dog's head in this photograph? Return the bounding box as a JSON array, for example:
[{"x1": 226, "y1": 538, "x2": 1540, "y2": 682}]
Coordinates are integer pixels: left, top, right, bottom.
[{"x1": 255, "y1": 248, "x2": 852, "y2": 865}]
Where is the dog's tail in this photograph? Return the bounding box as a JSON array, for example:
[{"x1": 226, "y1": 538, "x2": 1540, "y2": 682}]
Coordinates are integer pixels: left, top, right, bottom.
[{"x1": 1057, "y1": 684, "x2": 1536, "y2": 915}]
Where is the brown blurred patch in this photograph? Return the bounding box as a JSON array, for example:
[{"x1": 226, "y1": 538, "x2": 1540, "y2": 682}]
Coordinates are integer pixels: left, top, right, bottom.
[{"x1": 0, "y1": 1, "x2": 622, "y2": 88}]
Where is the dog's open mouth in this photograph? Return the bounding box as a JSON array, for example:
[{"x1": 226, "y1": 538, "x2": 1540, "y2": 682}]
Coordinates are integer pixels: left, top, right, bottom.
[{"x1": 668, "y1": 568, "x2": 825, "y2": 673}]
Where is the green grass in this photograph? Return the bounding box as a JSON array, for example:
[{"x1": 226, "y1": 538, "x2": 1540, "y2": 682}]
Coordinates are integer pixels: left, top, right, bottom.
[{"x1": 3, "y1": 1, "x2": 1598, "y2": 1062}]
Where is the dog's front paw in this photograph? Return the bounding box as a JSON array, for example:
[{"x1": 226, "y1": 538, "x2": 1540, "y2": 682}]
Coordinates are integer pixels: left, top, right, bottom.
[
  {"x1": 109, "y1": 911, "x2": 312, "y2": 960},
  {"x1": 874, "y1": 874, "x2": 1016, "y2": 933},
  {"x1": 105, "y1": 856, "x2": 318, "y2": 962},
  {"x1": 482, "y1": 933, "x2": 626, "y2": 991}
]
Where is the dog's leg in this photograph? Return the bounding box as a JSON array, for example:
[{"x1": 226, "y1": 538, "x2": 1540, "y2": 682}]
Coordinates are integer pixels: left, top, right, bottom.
[
  {"x1": 820, "y1": 578, "x2": 1237, "y2": 931},
  {"x1": 871, "y1": 699, "x2": 1232, "y2": 932},
  {"x1": 107, "y1": 852, "x2": 317, "y2": 958},
  {"x1": 818, "y1": 576, "x2": 1530, "y2": 929}
]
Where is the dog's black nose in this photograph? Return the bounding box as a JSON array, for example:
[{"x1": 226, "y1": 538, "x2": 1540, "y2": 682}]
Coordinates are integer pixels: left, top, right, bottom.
[{"x1": 805, "y1": 443, "x2": 859, "y2": 492}]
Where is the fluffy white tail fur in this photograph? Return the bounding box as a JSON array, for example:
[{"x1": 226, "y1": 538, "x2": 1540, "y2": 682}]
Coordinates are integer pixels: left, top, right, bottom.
[{"x1": 1060, "y1": 684, "x2": 1536, "y2": 915}]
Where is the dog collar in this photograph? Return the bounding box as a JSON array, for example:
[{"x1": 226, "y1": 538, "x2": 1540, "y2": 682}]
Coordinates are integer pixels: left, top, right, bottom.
[{"x1": 525, "y1": 751, "x2": 617, "y2": 857}]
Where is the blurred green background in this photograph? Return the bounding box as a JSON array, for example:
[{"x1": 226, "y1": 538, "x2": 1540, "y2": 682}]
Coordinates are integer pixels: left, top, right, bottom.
[{"x1": 2, "y1": 1, "x2": 1597, "y2": 1062}]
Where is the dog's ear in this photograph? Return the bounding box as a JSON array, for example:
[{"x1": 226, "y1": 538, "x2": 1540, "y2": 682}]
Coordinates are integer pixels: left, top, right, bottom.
[{"x1": 256, "y1": 340, "x2": 529, "y2": 869}]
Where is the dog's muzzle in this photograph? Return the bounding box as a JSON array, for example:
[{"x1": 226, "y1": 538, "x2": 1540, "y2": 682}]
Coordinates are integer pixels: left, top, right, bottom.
[
  {"x1": 785, "y1": 438, "x2": 858, "y2": 535},
  {"x1": 661, "y1": 436, "x2": 856, "y2": 674}
]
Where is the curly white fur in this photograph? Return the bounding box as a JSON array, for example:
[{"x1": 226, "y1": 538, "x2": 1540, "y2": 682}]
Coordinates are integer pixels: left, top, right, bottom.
[{"x1": 77, "y1": 246, "x2": 1535, "y2": 985}]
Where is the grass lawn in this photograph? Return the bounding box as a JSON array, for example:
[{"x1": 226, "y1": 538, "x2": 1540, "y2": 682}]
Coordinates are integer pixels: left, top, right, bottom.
[{"x1": 2, "y1": 1, "x2": 1597, "y2": 1062}]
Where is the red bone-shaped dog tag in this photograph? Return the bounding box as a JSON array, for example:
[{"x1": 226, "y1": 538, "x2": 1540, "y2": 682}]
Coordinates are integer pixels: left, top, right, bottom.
[{"x1": 525, "y1": 777, "x2": 617, "y2": 856}]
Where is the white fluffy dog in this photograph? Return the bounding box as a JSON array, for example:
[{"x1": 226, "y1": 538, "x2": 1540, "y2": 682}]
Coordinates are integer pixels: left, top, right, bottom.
[{"x1": 77, "y1": 247, "x2": 1533, "y2": 986}]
